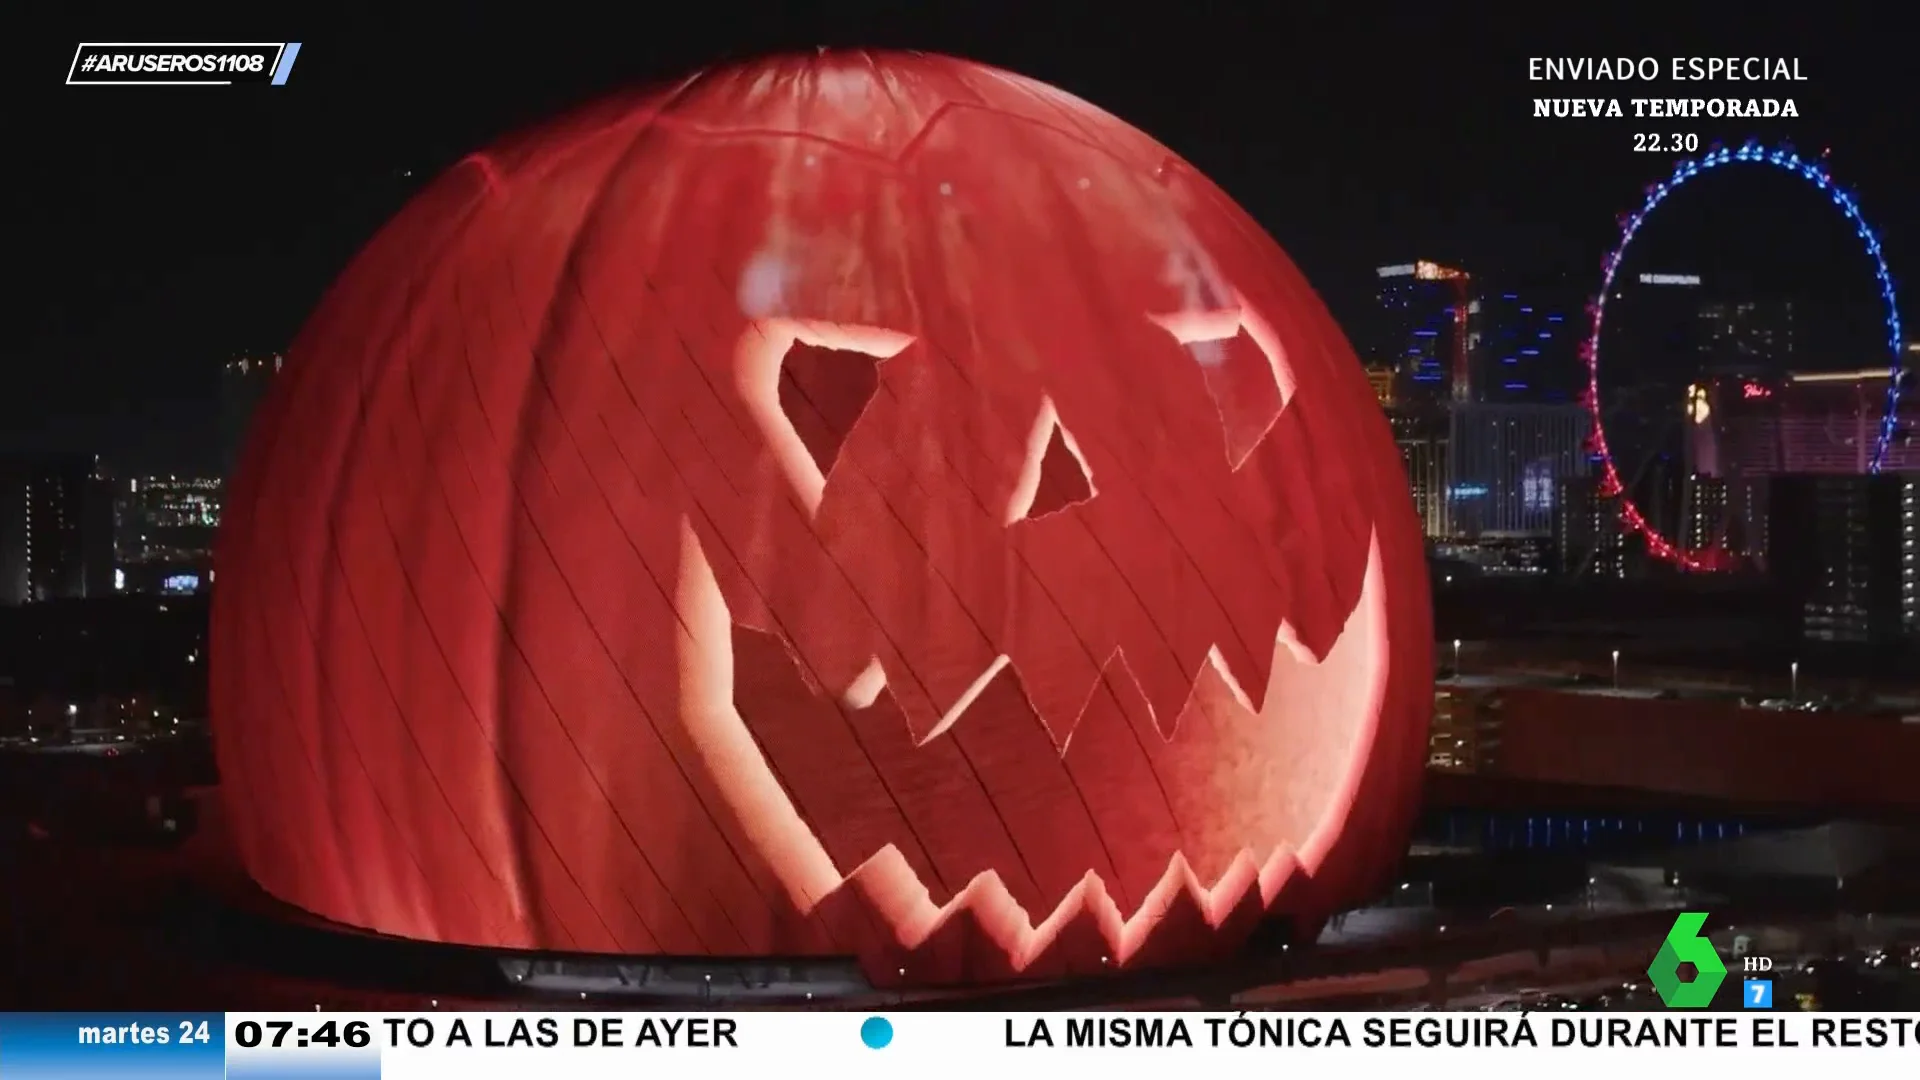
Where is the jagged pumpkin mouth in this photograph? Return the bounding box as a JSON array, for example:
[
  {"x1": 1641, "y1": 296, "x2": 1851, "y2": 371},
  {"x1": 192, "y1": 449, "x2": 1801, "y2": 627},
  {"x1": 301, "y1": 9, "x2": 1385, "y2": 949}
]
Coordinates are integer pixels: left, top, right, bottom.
[{"x1": 670, "y1": 464, "x2": 1392, "y2": 971}]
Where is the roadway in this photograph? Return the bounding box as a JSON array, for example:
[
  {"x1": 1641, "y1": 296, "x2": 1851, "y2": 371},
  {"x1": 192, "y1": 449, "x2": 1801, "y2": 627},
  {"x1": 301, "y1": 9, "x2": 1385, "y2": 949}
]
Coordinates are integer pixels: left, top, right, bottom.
[
  {"x1": 1439, "y1": 639, "x2": 1920, "y2": 716},
  {"x1": 1438, "y1": 665, "x2": 1920, "y2": 718}
]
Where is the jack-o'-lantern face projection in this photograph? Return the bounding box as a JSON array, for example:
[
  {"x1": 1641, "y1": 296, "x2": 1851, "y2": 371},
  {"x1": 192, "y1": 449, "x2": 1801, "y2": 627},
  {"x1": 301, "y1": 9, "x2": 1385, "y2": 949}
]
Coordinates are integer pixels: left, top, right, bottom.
[{"x1": 211, "y1": 51, "x2": 1432, "y2": 988}]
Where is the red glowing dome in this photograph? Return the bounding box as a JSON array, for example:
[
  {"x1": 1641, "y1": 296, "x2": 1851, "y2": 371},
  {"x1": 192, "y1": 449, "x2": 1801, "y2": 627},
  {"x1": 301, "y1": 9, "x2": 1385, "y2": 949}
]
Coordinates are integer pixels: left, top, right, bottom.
[{"x1": 210, "y1": 50, "x2": 1431, "y2": 987}]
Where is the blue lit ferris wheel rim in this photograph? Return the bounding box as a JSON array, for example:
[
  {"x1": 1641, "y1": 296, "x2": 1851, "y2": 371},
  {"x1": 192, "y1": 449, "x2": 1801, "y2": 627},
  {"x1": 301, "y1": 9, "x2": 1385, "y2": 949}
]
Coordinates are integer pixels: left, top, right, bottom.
[{"x1": 1583, "y1": 140, "x2": 1906, "y2": 568}]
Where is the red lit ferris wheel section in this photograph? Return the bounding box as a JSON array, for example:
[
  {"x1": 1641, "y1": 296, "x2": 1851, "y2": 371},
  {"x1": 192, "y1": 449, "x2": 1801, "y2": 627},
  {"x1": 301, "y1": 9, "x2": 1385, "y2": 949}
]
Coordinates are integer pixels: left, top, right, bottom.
[{"x1": 1581, "y1": 140, "x2": 1906, "y2": 571}]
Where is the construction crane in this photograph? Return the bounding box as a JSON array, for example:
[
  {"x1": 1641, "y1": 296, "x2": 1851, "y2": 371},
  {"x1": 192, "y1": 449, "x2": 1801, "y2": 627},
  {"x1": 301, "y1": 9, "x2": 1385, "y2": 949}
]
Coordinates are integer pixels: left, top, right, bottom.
[{"x1": 1414, "y1": 260, "x2": 1474, "y2": 402}]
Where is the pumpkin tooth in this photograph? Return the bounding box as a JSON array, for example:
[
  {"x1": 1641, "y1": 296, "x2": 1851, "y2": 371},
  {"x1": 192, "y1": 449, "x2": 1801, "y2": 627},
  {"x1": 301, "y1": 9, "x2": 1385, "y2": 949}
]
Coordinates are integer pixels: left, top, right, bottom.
[{"x1": 824, "y1": 841, "x2": 1304, "y2": 979}]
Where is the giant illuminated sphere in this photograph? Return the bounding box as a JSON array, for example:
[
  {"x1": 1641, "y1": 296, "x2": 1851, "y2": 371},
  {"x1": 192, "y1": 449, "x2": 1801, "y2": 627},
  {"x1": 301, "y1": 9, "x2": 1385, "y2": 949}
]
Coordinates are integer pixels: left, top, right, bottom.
[{"x1": 211, "y1": 50, "x2": 1431, "y2": 987}]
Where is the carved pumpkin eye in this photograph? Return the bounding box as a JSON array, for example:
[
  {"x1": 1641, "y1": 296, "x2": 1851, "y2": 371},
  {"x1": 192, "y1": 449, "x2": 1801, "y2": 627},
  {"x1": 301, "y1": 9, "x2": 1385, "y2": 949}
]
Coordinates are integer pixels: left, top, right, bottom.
[
  {"x1": 736, "y1": 319, "x2": 914, "y2": 518},
  {"x1": 1151, "y1": 306, "x2": 1295, "y2": 470}
]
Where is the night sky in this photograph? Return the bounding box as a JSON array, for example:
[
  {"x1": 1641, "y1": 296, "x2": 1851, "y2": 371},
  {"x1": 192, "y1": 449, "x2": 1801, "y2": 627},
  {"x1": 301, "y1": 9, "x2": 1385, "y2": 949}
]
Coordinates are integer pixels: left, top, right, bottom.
[{"x1": 16, "y1": 6, "x2": 1910, "y2": 472}]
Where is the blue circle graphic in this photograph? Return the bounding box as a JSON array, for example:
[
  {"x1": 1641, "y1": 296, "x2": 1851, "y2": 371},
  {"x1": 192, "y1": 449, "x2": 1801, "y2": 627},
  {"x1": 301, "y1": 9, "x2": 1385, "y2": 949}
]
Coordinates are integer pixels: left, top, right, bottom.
[{"x1": 861, "y1": 1016, "x2": 894, "y2": 1049}]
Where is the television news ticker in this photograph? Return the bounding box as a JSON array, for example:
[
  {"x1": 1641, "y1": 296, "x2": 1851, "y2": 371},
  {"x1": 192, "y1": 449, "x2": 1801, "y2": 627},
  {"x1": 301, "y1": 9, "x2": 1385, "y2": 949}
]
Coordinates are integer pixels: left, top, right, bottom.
[{"x1": 2, "y1": 1010, "x2": 1920, "y2": 1080}]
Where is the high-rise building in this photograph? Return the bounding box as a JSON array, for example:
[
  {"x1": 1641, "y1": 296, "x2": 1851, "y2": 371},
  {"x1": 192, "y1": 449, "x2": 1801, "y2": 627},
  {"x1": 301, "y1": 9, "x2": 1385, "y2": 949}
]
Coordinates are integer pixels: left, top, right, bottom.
[
  {"x1": 1767, "y1": 474, "x2": 1913, "y2": 651},
  {"x1": 1680, "y1": 474, "x2": 1728, "y2": 553},
  {"x1": 1474, "y1": 286, "x2": 1580, "y2": 404},
  {"x1": 1427, "y1": 682, "x2": 1502, "y2": 773},
  {"x1": 1772, "y1": 369, "x2": 1919, "y2": 473},
  {"x1": 1389, "y1": 408, "x2": 1448, "y2": 538},
  {"x1": 116, "y1": 476, "x2": 223, "y2": 593},
  {"x1": 1556, "y1": 475, "x2": 1626, "y2": 579},
  {"x1": 1902, "y1": 476, "x2": 1917, "y2": 640},
  {"x1": 1681, "y1": 379, "x2": 1763, "y2": 557},
  {"x1": 1698, "y1": 299, "x2": 1795, "y2": 374},
  {"x1": 1693, "y1": 369, "x2": 1920, "y2": 478},
  {"x1": 0, "y1": 454, "x2": 116, "y2": 605},
  {"x1": 1371, "y1": 262, "x2": 1477, "y2": 406},
  {"x1": 1362, "y1": 365, "x2": 1396, "y2": 408},
  {"x1": 1602, "y1": 271, "x2": 1705, "y2": 385},
  {"x1": 221, "y1": 353, "x2": 283, "y2": 481},
  {"x1": 1677, "y1": 369, "x2": 1920, "y2": 565},
  {"x1": 1445, "y1": 403, "x2": 1591, "y2": 538}
]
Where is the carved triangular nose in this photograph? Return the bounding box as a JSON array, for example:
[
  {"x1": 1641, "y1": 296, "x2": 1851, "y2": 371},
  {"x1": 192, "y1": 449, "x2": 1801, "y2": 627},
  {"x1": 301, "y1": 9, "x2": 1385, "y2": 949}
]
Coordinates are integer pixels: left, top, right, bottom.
[{"x1": 1005, "y1": 396, "x2": 1096, "y2": 524}]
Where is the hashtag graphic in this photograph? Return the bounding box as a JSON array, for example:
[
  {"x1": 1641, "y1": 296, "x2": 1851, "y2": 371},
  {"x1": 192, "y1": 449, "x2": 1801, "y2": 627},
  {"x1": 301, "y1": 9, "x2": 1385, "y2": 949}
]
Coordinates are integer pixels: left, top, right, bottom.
[{"x1": 70, "y1": 42, "x2": 297, "y2": 85}]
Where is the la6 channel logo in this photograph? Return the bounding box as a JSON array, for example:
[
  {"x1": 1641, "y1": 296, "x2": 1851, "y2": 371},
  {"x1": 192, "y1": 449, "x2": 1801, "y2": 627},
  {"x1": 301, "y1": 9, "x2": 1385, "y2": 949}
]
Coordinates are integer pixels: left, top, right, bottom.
[
  {"x1": 1647, "y1": 912, "x2": 1727, "y2": 1008},
  {"x1": 1647, "y1": 912, "x2": 1776, "y2": 1008}
]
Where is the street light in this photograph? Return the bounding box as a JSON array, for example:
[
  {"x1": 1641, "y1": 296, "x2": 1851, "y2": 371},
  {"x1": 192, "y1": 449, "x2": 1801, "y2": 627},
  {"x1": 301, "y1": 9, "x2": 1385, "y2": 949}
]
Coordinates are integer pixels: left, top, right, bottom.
[
  {"x1": 1452, "y1": 638, "x2": 1462, "y2": 675},
  {"x1": 1611, "y1": 649, "x2": 1621, "y2": 688},
  {"x1": 1790, "y1": 661, "x2": 1800, "y2": 701}
]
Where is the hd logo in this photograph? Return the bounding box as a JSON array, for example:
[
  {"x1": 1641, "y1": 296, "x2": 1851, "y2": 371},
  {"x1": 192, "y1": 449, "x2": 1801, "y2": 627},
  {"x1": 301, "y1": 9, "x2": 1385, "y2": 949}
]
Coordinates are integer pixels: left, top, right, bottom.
[{"x1": 1648, "y1": 912, "x2": 1728, "y2": 1008}]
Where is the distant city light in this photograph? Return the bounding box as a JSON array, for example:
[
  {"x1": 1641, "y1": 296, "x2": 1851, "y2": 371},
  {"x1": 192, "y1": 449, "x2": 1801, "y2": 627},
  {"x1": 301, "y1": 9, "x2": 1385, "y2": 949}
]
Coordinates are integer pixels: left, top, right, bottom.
[
  {"x1": 1521, "y1": 460, "x2": 1555, "y2": 511},
  {"x1": 1687, "y1": 385, "x2": 1711, "y2": 424},
  {"x1": 1789, "y1": 368, "x2": 1897, "y2": 384}
]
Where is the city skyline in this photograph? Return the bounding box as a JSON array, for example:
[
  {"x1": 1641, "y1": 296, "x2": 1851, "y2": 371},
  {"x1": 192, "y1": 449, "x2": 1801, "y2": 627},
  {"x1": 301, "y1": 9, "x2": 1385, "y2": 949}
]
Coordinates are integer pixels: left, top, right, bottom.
[{"x1": 14, "y1": 14, "x2": 1916, "y2": 472}]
